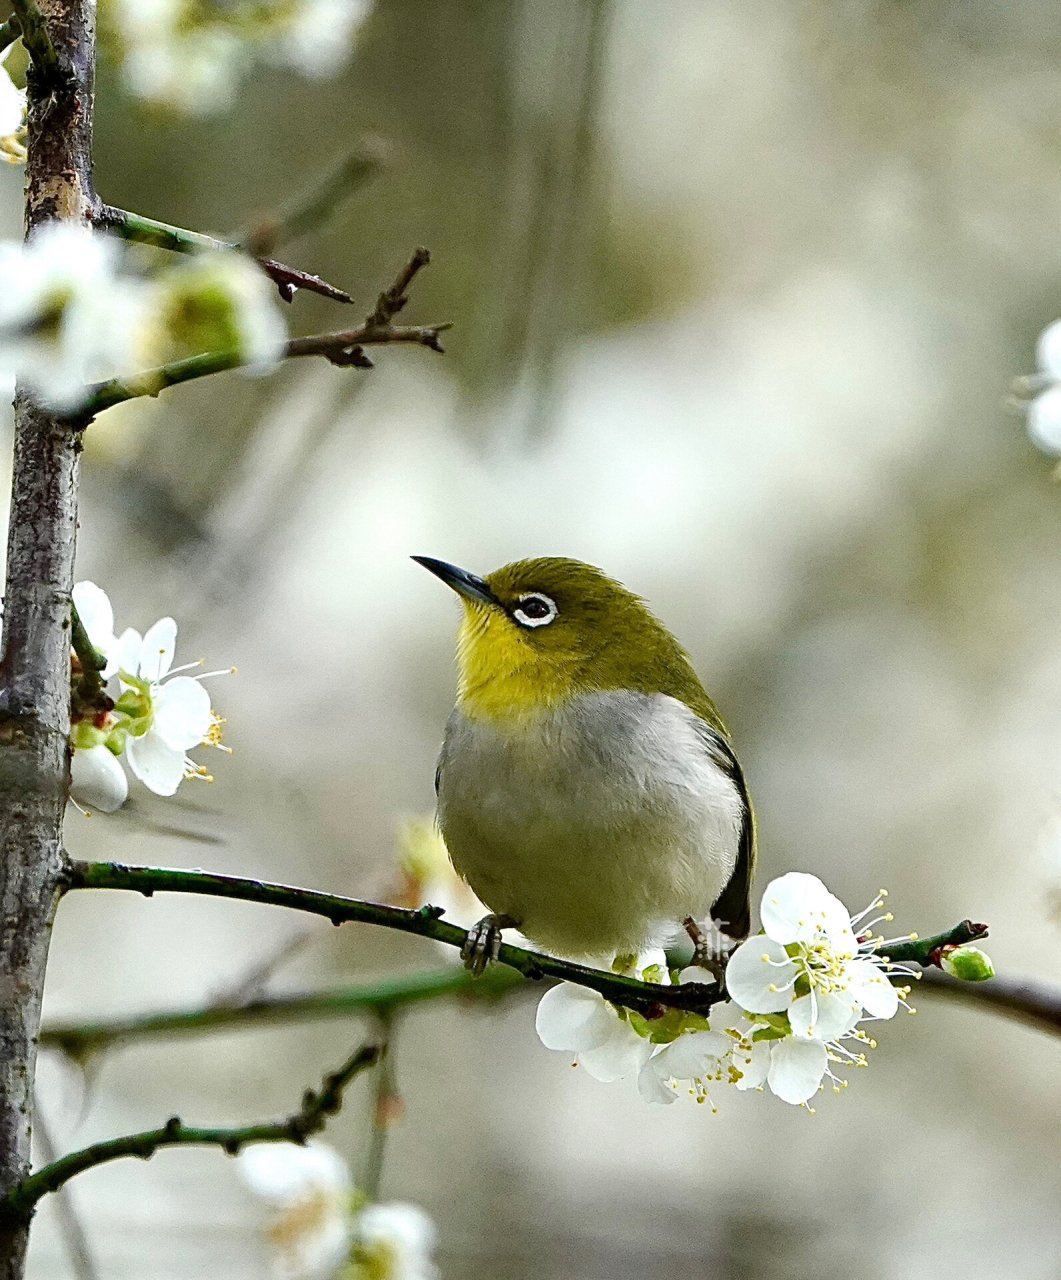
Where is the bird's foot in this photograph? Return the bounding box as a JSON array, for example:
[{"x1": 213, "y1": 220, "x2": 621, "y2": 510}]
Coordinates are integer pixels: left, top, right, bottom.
[
  {"x1": 683, "y1": 917, "x2": 733, "y2": 985},
  {"x1": 461, "y1": 913, "x2": 517, "y2": 977}
]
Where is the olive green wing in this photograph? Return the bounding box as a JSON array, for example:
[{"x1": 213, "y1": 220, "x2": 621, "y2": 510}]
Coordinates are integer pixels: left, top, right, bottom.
[{"x1": 694, "y1": 721, "x2": 755, "y2": 940}]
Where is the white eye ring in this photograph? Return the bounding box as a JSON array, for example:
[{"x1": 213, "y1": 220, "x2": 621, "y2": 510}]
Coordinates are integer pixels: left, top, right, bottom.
[{"x1": 513, "y1": 592, "x2": 558, "y2": 628}]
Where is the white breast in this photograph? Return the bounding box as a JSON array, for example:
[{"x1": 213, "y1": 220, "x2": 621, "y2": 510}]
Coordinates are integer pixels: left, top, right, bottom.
[{"x1": 436, "y1": 690, "x2": 744, "y2": 961}]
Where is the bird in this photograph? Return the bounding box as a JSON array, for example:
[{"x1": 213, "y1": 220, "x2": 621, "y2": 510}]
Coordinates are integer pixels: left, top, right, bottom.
[{"x1": 413, "y1": 555, "x2": 755, "y2": 975}]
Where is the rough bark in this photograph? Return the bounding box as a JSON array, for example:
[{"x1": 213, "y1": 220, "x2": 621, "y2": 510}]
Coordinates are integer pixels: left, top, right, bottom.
[{"x1": 0, "y1": 1, "x2": 95, "y2": 1275}]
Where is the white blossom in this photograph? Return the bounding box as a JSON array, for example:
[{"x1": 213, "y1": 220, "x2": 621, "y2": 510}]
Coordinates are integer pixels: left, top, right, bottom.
[
  {"x1": 352, "y1": 1201, "x2": 439, "y2": 1280},
  {"x1": 150, "y1": 253, "x2": 287, "y2": 372},
  {"x1": 68, "y1": 582, "x2": 230, "y2": 809},
  {"x1": 113, "y1": 615, "x2": 218, "y2": 796},
  {"x1": 534, "y1": 952, "x2": 669, "y2": 1083},
  {"x1": 0, "y1": 224, "x2": 151, "y2": 411},
  {"x1": 725, "y1": 872, "x2": 902, "y2": 1040},
  {"x1": 237, "y1": 1141, "x2": 353, "y2": 1280},
  {"x1": 109, "y1": 0, "x2": 373, "y2": 115}
]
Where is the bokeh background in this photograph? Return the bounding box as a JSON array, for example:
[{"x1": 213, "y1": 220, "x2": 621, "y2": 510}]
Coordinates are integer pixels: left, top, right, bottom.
[{"x1": 4, "y1": 0, "x2": 1061, "y2": 1275}]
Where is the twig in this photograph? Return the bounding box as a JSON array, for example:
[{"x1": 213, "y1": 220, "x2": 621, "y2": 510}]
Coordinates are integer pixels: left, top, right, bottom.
[
  {"x1": 362, "y1": 1015, "x2": 395, "y2": 1201},
  {"x1": 72, "y1": 248, "x2": 449, "y2": 422},
  {"x1": 30, "y1": 1097, "x2": 99, "y2": 1280},
  {"x1": 8, "y1": 0, "x2": 59, "y2": 83},
  {"x1": 0, "y1": 15, "x2": 22, "y2": 56},
  {"x1": 238, "y1": 137, "x2": 389, "y2": 252},
  {"x1": 40, "y1": 967, "x2": 523, "y2": 1057},
  {"x1": 1, "y1": 1043, "x2": 379, "y2": 1222},
  {"x1": 93, "y1": 205, "x2": 355, "y2": 306},
  {"x1": 64, "y1": 860, "x2": 986, "y2": 1019},
  {"x1": 919, "y1": 967, "x2": 1061, "y2": 1035}
]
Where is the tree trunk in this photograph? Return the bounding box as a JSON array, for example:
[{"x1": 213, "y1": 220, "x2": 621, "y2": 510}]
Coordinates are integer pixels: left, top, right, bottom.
[{"x1": 0, "y1": 2, "x2": 95, "y2": 1275}]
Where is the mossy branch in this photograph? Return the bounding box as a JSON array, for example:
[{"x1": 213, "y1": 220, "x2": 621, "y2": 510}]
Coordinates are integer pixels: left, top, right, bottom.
[{"x1": 1, "y1": 1042, "x2": 379, "y2": 1222}]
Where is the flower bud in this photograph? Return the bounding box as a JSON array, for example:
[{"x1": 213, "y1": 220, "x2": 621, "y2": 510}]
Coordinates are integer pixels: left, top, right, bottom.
[{"x1": 940, "y1": 945, "x2": 995, "y2": 982}]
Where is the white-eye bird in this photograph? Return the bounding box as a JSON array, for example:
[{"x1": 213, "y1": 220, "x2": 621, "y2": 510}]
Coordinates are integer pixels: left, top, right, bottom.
[{"x1": 414, "y1": 556, "x2": 755, "y2": 973}]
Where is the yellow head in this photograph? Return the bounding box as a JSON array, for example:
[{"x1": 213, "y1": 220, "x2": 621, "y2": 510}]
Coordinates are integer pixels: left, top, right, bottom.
[{"x1": 413, "y1": 555, "x2": 725, "y2": 730}]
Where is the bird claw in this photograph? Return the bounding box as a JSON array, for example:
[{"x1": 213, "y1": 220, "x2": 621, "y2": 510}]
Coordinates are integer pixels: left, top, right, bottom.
[
  {"x1": 684, "y1": 917, "x2": 734, "y2": 984},
  {"x1": 461, "y1": 914, "x2": 514, "y2": 976}
]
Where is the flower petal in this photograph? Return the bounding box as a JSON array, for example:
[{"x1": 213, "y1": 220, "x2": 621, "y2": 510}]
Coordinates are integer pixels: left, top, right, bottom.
[
  {"x1": 767, "y1": 1037, "x2": 828, "y2": 1105},
  {"x1": 789, "y1": 989, "x2": 859, "y2": 1041},
  {"x1": 153, "y1": 676, "x2": 212, "y2": 751},
  {"x1": 1028, "y1": 386, "x2": 1061, "y2": 455},
  {"x1": 126, "y1": 730, "x2": 185, "y2": 796},
  {"x1": 139, "y1": 616, "x2": 177, "y2": 682},
  {"x1": 535, "y1": 984, "x2": 614, "y2": 1053},
  {"x1": 733, "y1": 1039, "x2": 770, "y2": 1091},
  {"x1": 648, "y1": 1030, "x2": 728, "y2": 1081},
  {"x1": 579, "y1": 1019, "x2": 653, "y2": 1082},
  {"x1": 236, "y1": 1141, "x2": 351, "y2": 1203},
  {"x1": 69, "y1": 745, "x2": 128, "y2": 813},
  {"x1": 72, "y1": 580, "x2": 114, "y2": 653},
  {"x1": 759, "y1": 871, "x2": 852, "y2": 947},
  {"x1": 637, "y1": 1056, "x2": 681, "y2": 1105},
  {"x1": 845, "y1": 959, "x2": 900, "y2": 1019},
  {"x1": 115, "y1": 627, "x2": 143, "y2": 680},
  {"x1": 725, "y1": 936, "x2": 797, "y2": 1013}
]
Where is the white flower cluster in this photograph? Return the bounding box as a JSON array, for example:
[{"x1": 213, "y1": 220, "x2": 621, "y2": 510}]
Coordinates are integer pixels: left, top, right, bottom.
[
  {"x1": 536, "y1": 873, "x2": 918, "y2": 1110},
  {"x1": 107, "y1": 0, "x2": 373, "y2": 115},
  {"x1": 237, "y1": 1141, "x2": 439, "y2": 1280},
  {"x1": 0, "y1": 45, "x2": 26, "y2": 162},
  {"x1": 0, "y1": 222, "x2": 287, "y2": 411},
  {"x1": 69, "y1": 581, "x2": 231, "y2": 812}
]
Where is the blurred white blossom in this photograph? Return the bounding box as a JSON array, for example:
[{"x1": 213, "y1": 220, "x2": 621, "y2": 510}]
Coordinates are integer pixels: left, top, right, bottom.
[
  {"x1": 0, "y1": 225, "x2": 288, "y2": 410},
  {"x1": 238, "y1": 1142, "x2": 354, "y2": 1280},
  {"x1": 350, "y1": 1202, "x2": 439, "y2": 1280},
  {"x1": 392, "y1": 817, "x2": 490, "y2": 945},
  {"x1": 150, "y1": 253, "x2": 287, "y2": 372},
  {"x1": 0, "y1": 224, "x2": 150, "y2": 411},
  {"x1": 68, "y1": 581, "x2": 230, "y2": 809},
  {"x1": 107, "y1": 0, "x2": 373, "y2": 115}
]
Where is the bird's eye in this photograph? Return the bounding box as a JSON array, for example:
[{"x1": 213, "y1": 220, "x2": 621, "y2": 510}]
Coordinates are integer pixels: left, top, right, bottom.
[{"x1": 513, "y1": 593, "x2": 558, "y2": 628}]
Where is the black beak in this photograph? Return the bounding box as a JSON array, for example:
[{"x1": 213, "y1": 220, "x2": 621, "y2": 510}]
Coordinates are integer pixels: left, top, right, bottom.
[{"x1": 412, "y1": 556, "x2": 500, "y2": 607}]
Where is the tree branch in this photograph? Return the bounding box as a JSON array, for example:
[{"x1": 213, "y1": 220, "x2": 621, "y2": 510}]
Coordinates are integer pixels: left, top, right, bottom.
[
  {"x1": 0, "y1": 0, "x2": 96, "y2": 1270},
  {"x1": 72, "y1": 248, "x2": 449, "y2": 422},
  {"x1": 40, "y1": 967, "x2": 523, "y2": 1057},
  {"x1": 93, "y1": 205, "x2": 356, "y2": 306},
  {"x1": 1, "y1": 1043, "x2": 379, "y2": 1223},
  {"x1": 65, "y1": 860, "x2": 987, "y2": 1020},
  {"x1": 8, "y1": 0, "x2": 59, "y2": 83},
  {"x1": 237, "y1": 137, "x2": 388, "y2": 252},
  {"x1": 0, "y1": 16, "x2": 22, "y2": 55},
  {"x1": 919, "y1": 967, "x2": 1061, "y2": 1035}
]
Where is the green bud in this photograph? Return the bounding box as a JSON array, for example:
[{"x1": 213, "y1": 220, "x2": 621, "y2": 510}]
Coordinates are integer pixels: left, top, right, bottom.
[
  {"x1": 940, "y1": 945, "x2": 995, "y2": 982},
  {"x1": 70, "y1": 721, "x2": 105, "y2": 751}
]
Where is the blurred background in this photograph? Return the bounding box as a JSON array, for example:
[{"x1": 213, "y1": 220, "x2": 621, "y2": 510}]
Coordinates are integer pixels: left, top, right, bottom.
[{"x1": 4, "y1": 0, "x2": 1061, "y2": 1275}]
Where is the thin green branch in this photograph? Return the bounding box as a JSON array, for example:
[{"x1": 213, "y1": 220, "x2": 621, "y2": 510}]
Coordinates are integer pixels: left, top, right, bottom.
[
  {"x1": 0, "y1": 15, "x2": 22, "y2": 55},
  {"x1": 9, "y1": 0, "x2": 58, "y2": 82},
  {"x1": 67, "y1": 860, "x2": 722, "y2": 1015},
  {"x1": 73, "y1": 248, "x2": 449, "y2": 422},
  {"x1": 880, "y1": 920, "x2": 988, "y2": 966},
  {"x1": 238, "y1": 137, "x2": 388, "y2": 251},
  {"x1": 1, "y1": 1042, "x2": 379, "y2": 1222},
  {"x1": 65, "y1": 860, "x2": 987, "y2": 1020},
  {"x1": 40, "y1": 967, "x2": 523, "y2": 1056},
  {"x1": 93, "y1": 205, "x2": 355, "y2": 305}
]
